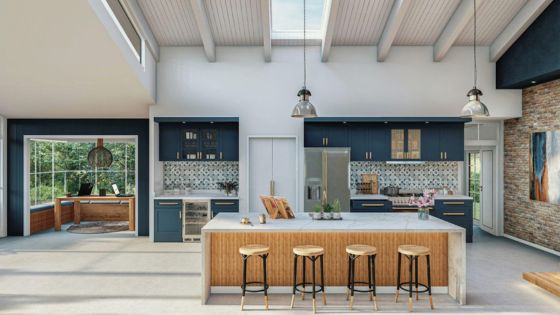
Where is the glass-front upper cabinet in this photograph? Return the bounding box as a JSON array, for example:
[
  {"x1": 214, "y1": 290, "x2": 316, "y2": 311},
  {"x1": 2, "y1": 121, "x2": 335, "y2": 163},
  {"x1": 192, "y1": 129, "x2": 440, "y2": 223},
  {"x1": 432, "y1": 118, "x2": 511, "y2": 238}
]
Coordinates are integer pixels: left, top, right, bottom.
[
  {"x1": 390, "y1": 127, "x2": 421, "y2": 160},
  {"x1": 182, "y1": 128, "x2": 199, "y2": 160},
  {"x1": 200, "y1": 129, "x2": 218, "y2": 160}
]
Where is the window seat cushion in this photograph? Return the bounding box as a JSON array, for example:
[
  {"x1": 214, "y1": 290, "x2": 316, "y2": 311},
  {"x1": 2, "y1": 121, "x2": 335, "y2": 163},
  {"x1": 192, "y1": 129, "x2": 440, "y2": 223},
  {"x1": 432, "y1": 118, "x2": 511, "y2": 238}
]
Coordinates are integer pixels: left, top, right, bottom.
[{"x1": 30, "y1": 201, "x2": 74, "y2": 212}]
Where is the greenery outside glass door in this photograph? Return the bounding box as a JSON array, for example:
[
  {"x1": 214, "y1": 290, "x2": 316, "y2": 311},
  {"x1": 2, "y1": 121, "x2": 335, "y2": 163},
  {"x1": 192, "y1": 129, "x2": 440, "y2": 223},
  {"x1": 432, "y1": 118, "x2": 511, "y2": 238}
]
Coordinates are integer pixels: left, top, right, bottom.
[{"x1": 468, "y1": 152, "x2": 481, "y2": 222}]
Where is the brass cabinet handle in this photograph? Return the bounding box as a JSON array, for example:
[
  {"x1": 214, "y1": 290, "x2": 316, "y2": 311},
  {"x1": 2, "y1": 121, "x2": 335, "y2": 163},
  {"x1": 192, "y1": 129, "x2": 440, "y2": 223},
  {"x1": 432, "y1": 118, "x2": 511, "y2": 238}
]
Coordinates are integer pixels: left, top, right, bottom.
[
  {"x1": 176, "y1": 152, "x2": 180, "y2": 160},
  {"x1": 443, "y1": 201, "x2": 465, "y2": 205},
  {"x1": 362, "y1": 203, "x2": 384, "y2": 207},
  {"x1": 214, "y1": 202, "x2": 235, "y2": 205},
  {"x1": 369, "y1": 152, "x2": 372, "y2": 160},
  {"x1": 365, "y1": 151, "x2": 368, "y2": 159},
  {"x1": 158, "y1": 202, "x2": 179, "y2": 205},
  {"x1": 322, "y1": 138, "x2": 325, "y2": 146},
  {"x1": 443, "y1": 212, "x2": 465, "y2": 216},
  {"x1": 440, "y1": 152, "x2": 443, "y2": 160},
  {"x1": 444, "y1": 152, "x2": 447, "y2": 160},
  {"x1": 326, "y1": 137, "x2": 329, "y2": 146},
  {"x1": 220, "y1": 152, "x2": 223, "y2": 160},
  {"x1": 179, "y1": 211, "x2": 182, "y2": 219}
]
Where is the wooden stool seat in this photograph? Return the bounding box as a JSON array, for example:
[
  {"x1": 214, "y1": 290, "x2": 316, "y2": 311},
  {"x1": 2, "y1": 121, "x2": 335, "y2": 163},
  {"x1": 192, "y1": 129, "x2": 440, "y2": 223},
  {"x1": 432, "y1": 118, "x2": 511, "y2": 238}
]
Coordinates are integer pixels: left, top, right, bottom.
[
  {"x1": 346, "y1": 244, "x2": 377, "y2": 256},
  {"x1": 293, "y1": 245, "x2": 324, "y2": 257},
  {"x1": 398, "y1": 245, "x2": 430, "y2": 256},
  {"x1": 239, "y1": 244, "x2": 270, "y2": 256}
]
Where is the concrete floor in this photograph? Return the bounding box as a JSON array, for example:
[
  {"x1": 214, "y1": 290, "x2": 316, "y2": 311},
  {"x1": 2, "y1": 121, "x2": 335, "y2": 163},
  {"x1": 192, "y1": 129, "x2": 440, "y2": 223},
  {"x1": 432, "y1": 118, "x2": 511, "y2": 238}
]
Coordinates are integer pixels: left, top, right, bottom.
[{"x1": 0, "y1": 226, "x2": 559, "y2": 314}]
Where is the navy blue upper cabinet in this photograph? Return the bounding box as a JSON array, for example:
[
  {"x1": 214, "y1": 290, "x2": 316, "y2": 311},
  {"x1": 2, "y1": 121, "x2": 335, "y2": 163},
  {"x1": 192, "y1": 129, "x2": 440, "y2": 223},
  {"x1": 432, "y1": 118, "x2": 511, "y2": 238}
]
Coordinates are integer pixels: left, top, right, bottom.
[
  {"x1": 439, "y1": 124, "x2": 464, "y2": 161},
  {"x1": 159, "y1": 121, "x2": 239, "y2": 161},
  {"x1": 421, "y1": 124, "x2": 441, "y2": 161},
  {"x1": 349, "y1": 124, "x2": 388, "y2": 161},
  {"x1": 304, "y1": 123, "x2": 348, "y2": 147},
  {"x1": 159, "y1": 123, "x2": 182, "y2": 161}
]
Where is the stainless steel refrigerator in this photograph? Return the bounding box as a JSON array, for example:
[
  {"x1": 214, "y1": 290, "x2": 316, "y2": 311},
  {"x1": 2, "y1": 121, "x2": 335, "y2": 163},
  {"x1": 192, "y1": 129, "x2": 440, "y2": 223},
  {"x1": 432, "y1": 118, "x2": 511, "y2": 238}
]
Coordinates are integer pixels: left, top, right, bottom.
[{"x1": 304, "y1": 147, "x2": 351, "y2": 212}]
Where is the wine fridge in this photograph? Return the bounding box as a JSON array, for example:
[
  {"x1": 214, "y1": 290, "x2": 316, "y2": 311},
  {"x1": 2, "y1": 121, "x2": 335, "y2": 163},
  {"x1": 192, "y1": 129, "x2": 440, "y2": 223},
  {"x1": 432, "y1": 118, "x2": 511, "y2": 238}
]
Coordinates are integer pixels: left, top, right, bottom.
[{"x1": 183, "y1": 199, "x2": 210, "y2": 242}]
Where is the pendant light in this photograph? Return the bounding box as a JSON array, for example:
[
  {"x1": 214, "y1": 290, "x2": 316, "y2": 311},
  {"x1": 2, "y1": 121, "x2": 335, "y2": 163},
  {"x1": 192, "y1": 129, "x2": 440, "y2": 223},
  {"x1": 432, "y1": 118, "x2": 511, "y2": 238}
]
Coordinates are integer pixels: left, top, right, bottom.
[
  {"x1": 291, "y1": 0, "x2": 318, "y2": 118},
  {"x1": 460, "y1": 0, "x2": 490, "y2": 118},
  {"x1": 88, "y1": 138, "x2": 113, "y2": 168}
]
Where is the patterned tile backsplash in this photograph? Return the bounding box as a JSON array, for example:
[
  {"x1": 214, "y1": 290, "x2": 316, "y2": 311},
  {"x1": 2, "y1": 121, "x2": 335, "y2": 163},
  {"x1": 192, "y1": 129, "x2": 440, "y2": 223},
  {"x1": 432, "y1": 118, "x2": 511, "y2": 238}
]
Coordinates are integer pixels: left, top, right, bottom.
[
  {"x1": 163, "y1": 161, "x2": 239, "y2": 190},
  {"x1": 351, "y1": 161, "x2": 459, "y2": 192}
]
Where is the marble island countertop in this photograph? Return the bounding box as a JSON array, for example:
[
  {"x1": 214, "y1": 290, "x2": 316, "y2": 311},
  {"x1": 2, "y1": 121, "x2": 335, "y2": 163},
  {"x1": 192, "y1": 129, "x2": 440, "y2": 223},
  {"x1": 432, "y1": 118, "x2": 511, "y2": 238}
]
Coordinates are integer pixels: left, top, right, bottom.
[
  {"x1": 203, "y1": 212, "x2": 465, "y2": 233},
  {"x1": 154, "y1": 190, "x2": 239, "y2": 200}
]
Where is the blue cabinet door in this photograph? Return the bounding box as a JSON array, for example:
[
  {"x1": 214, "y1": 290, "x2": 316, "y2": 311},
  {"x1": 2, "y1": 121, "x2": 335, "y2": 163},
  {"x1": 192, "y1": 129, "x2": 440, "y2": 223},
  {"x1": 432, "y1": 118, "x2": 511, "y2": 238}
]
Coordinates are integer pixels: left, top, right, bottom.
[
  {"x1": 369, "y1": 126, "x2": 388, "y2": 161},
  {"x1": 324, "y1": 123, "x2": 348, "y2": 147},
  {"x1": 348, "y1": 125, "x2": 369, "y2": 161},
  {"x1": 351, "y1": 200, "x2": 392, "y2": 212},
  {"x1": 434, "y1": 199, "x2": 473, "y2": 242},
  {"x1": 439, "y1": 124, "x2": 464, "y2": 161},
  {"x1": 421, "y1": 125, "x2": 440, "y2": 161},
  {"x1": 211, "y1": 199, "x2": 239, "y2": 217},
  {"x1": 219, "y1": 124, "x2": 239, "y2": 161},
  {"x1": 154, "y1": 200, "x2": 182, "y2": 242},
  {"x1": 159, "y1": 123, "x2": 181, "y2": 161},
  {"x1": 304, "y1": 124, "x2": 325, "y2": 147}
]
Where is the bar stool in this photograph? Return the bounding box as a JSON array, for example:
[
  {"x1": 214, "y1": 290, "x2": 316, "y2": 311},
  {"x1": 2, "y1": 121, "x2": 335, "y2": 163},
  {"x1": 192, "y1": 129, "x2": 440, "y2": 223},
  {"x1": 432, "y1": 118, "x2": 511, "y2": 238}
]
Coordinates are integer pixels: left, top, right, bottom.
[
  {"x1": 346, "y1": 244, "x2": 379, "y2": 311},
  {"x1": 290, "y1": 245, "x2": 325, "y2": 313},
  {"x1": 395, "y1": 245, "x2": 433, "y2": 312},
  {"x1": 239, "y1": 244, "x2": 270, "y2": 311}
]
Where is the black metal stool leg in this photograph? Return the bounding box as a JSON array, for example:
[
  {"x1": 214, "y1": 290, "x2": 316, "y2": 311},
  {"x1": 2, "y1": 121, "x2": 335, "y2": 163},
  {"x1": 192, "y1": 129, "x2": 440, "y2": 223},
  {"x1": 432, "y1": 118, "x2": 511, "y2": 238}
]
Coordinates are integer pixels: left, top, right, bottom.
[
  {"x1": 291, "y1": 254, "x2": 298, "y2": 309},
  {"x1": 349, "y1": 255, "x2": 356, "y2": 309},
  {"x1": 241, "y1": 254, "x2": 248, "y2": 311},
  {"x1": 346, "y1": 254, "x2": 351, "y2": 301},
  {"x1": 408, "y1": 255, "x2": 413, "y2": 312},
  {"x1": 320, "y1": 255, "x2": 326, "y2": 305},
  {"x1": 312, "y1": 257, "x2": 317, "y2": 313},
  {"x1": 395, "y1": 252, "x2": 401, "y2": 302},
  {"x1": 427, "y1": 254, "x2": 434, "y2": 309},
  {"x1": 372, "y1": 255, "x2": 378, "y2": 310},
  {"x1": 262, "y1": 254, "x2": 269, "y2": 310},
  {"x1": 302, "y1": 256, "x2": 306, "y2": 300},
  {"x1": 415, "y1": 256, "x2": 419, "y2": 301},
  {"x1": 368, "y1": 255, "x2": 373, "y2": 301}
]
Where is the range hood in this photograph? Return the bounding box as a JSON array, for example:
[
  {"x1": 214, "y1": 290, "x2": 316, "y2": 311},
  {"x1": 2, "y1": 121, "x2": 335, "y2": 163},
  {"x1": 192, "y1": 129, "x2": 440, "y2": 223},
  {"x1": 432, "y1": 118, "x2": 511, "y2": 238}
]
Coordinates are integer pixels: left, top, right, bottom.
[{"x1": 385, "y1": 161, "x2": 426, "y2": 165}]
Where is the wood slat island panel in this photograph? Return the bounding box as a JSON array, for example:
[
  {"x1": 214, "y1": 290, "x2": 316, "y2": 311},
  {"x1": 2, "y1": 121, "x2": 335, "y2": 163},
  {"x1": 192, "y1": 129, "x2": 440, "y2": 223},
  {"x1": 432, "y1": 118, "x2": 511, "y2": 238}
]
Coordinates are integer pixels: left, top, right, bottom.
[{"x1": 210, "y1": 231, "x2": 448, "y2": 286}]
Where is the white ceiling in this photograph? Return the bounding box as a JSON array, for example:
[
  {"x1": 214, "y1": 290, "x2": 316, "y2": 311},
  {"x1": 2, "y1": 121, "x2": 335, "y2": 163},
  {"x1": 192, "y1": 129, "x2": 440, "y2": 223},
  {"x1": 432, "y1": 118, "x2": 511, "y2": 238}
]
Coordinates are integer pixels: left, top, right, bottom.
[
  {"x1": 138, "y1": 0, "x2": 532, "y2": 47},
  {"x1": 0, "y1": 0, "x2": 154, "y2": 118}
]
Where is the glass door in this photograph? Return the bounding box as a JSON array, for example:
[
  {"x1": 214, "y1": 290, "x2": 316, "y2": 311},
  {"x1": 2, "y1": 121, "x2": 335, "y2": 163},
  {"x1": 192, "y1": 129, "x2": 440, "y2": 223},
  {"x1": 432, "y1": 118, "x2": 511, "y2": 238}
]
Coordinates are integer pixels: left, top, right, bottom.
[
  {"x1": 391, "y1": 129, "x2": 405, "y2": 159},
  {"x1": 407, "y1": 129, "x2": 421, "y2": 159},
  {"x1": 182, "y1": 128, "x2": 199, "y2": 160},
  {"x1": 467, "y1": 152, "x2": 481, "y2": 222},
  {"x1": 183, "y1": 200, "x2": 210, "y2": 242}
]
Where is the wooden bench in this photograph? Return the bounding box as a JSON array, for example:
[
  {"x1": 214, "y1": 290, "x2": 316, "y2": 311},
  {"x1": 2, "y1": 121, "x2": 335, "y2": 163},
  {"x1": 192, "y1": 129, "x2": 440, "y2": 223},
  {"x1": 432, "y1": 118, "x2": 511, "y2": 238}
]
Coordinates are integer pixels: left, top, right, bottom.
[{"x1": 523, "y1": 272, "x2": 560, "y2": 297}]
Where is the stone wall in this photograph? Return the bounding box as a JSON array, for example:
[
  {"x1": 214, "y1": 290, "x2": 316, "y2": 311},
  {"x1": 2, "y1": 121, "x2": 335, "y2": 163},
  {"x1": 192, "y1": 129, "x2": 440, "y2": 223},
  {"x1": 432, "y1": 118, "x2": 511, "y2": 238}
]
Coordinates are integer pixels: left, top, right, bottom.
[{"x1": 504, "y1": 79, "x2": 560, "y2": 252}]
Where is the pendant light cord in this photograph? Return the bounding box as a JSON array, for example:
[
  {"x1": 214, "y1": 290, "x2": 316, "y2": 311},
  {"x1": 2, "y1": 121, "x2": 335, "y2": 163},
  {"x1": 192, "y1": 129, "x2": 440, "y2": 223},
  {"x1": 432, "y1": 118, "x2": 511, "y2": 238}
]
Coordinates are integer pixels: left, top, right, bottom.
[
  {"x1": 303, "y1": 0, "x2": 307, "y2": 89},
  {"x1": 473, "y1": 0, "x2": 477, "y2": 88}
]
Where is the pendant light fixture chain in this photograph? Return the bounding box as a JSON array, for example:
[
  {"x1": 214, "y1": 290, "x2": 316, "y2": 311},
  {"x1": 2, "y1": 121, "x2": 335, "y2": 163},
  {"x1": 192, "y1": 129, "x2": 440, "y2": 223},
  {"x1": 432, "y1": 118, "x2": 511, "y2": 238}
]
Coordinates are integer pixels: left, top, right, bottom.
[
  {"x1": 473, "y1": 0, "x2": 477, "y2": 88},
  {"x1": 303, "y1": 0, "x2": 307, "y2": 89}
]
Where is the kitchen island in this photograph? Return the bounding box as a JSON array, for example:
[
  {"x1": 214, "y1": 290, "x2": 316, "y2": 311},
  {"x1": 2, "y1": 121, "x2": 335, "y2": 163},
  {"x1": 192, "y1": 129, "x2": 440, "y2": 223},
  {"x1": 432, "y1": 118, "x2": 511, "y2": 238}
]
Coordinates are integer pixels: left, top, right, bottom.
[{"x1": 201, "y1": 213, "x2": 466, "y2": 305}]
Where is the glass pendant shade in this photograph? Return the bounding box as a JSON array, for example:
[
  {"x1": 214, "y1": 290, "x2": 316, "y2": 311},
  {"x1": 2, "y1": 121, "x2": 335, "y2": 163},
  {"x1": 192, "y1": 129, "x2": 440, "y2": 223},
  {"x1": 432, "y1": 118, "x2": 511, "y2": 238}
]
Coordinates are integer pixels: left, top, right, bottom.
[
  {"x1": 291, "y1": 88, "x2": 317, "y2": 118},
  {"x1": 460, "y1": 88, "x2": 490, "y2": 118}
]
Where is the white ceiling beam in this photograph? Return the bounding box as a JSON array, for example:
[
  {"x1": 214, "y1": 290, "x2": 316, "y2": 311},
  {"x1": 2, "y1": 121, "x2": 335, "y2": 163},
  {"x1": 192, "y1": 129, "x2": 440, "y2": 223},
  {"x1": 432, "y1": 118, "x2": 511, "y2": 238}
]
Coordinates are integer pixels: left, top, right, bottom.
[
  {"x1": 121, "y1": 0, "x2": 160, "y2": 61},
  {"x1": 189, "y1": 0, "x2": 216, "y2": 62},
  {"x1": 433, "y1": 0, "x2": 486, "y2": 62},
  {"x1": 320, "y1": 0, "x2": 340, "y2": 62},
  {"x1": 377, "y1": 0, "x2": 412, "y2": 62},
  {"x1": 261, "y1": 0, "x2": 272, "y2": 62},
  {"x1": 489, "y1": 0, "x2": 552, "y2": 62}
]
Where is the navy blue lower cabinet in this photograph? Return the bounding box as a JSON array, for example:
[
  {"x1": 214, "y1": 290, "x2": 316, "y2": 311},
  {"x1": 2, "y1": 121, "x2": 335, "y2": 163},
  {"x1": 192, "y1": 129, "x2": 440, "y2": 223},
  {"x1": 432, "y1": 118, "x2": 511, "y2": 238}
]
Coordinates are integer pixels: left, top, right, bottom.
[
  {"x1": 351, "y1": 200, "x2": 392, "y2": 212},
  {"x1": 211, "y1": 199, "x2": 239, "y2": 217},
  {"x1": 433, "y1": 199, "x2": 473, "y2": 243},
  {"x1": 154, "y1": 200, "x2": 183, "y2": 242}
]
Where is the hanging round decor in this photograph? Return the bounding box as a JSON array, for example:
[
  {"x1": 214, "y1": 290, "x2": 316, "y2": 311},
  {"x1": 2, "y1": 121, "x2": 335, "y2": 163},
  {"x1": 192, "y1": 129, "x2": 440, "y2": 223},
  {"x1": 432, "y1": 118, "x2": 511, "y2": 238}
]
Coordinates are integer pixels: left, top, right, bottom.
[{"x1": 88, "y1": 138, "x2": 113, "y2": 168}]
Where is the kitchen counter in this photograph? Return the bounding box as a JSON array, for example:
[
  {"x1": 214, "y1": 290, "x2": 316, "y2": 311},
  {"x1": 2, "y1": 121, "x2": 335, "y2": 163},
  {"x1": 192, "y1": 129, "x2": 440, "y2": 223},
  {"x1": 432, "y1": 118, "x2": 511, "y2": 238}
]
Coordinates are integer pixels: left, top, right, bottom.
[
  {"x1": 351, "y1": 193, "x2": 472, "y2": 200},
  {"x1": 201, "y1": 213, "x2": 466, "y2": 305},
  {"x1": 154, "y1": 192, "x2": 239, "y2": 200},
  {"x1": 434, "y1": 194, "x2": 473, "y2": 200}
]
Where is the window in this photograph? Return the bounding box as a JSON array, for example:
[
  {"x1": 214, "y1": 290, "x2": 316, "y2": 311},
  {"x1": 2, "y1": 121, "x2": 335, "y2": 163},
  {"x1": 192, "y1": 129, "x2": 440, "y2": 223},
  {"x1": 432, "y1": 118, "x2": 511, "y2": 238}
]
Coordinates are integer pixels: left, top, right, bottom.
[
  {"x1": 271, "y1": 0, "x2": 325, "y2": 40},
  {"x1": 104, "y1": 0, "x2": 143, "y2": 62},
  {"x1": 29, "y1": 140, "x2": 136, "y2": 207},
  {"x1": 468, "y1": 152, "x2": 481, "y2": 222}
]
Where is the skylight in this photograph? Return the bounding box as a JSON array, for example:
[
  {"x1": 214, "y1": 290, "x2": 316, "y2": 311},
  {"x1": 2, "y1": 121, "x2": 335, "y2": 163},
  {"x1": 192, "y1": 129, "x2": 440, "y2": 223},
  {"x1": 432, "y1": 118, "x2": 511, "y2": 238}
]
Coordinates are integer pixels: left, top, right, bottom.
[{"x1": 271, "y1": 0, "x2": 325, "y2": 40}]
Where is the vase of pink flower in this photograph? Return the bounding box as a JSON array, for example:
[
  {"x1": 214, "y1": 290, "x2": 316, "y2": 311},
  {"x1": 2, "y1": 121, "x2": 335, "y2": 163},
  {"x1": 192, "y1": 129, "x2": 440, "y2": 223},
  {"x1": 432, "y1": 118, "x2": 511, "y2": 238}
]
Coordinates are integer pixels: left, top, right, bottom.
[{"x1": 409, "y1": 189, "x2": 436, "y2": 220}]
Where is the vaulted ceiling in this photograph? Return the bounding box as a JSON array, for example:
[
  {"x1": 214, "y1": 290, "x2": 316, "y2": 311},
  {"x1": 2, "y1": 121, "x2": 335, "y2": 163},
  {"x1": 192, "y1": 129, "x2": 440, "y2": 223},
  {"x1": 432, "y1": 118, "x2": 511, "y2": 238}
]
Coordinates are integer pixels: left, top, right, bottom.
[{"x1": 136, "y1": 0, "x2": 551, "y2": 62}]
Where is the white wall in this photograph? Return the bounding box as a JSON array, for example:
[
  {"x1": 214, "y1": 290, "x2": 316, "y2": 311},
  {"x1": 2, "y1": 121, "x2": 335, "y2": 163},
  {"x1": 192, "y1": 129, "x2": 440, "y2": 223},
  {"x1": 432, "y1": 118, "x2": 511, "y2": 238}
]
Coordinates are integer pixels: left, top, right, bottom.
[{"x1": 151, "y1": 46, "x2": 521, "y2": 213}]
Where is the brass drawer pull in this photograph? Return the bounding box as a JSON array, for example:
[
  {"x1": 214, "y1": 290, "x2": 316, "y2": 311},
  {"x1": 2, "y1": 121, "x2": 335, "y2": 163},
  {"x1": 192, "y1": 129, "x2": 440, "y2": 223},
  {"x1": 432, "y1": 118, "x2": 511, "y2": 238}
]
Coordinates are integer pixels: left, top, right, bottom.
[
  {"x1": 214, "y1": 202, "x2": 235, "y2": 205},
  {"x1": 443, "y1": 212, "x2": 465, "y2": 216},
  {"x1": 362, "y1": 203, "x2": 384, "y2": 207},
  {"x1": 158, "y1": 202, "x2": 179, "y2": 205},
  {"x1": 443, "y1": 201, "x2": 465, "y2": 205}
]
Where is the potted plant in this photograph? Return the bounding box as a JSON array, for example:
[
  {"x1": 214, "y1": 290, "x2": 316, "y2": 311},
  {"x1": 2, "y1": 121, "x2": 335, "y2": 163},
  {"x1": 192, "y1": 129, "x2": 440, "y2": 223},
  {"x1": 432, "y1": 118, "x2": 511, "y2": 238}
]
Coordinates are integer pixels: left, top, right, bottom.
[
  {"x1": 312, "y1": 204, "x2": 323, "y2": 219},
  {"x1": 409, "y1": 189, "x2": 436, "y2": 220},
  {"x1": 332, "y1": 199, "x2": 342, "y2": 219},
  {"x1": 97, "y1": 176, "x2": 111, "y2": 196},
  {"x1": 322, "y1": 203, "x2": 333, "y2": 219},
  {"x1": 217, "y1": 181, "x2": 239, "y2": 196}
]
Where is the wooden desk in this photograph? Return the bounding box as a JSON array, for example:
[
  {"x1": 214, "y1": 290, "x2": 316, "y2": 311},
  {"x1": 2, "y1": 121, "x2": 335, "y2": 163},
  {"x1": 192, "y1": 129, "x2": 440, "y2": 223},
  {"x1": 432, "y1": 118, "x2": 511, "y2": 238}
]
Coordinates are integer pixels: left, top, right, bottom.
[{"x1": 54, "y1": 196, "x2": 135, "y2": 231}]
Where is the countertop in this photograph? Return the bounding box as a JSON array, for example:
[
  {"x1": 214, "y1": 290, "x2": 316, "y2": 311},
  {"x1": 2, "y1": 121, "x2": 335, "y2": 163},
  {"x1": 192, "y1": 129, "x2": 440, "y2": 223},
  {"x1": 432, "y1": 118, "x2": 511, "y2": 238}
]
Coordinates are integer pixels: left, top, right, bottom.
[
  {"x1": 351, "y1": 194, "x2": 473, "y2": 200},
  {"x1": 202, "y1": 212, "x2": 465, "y2": 233},
  {"x1": 154, "y1": 191, "x2": 239, "y2": 200}
]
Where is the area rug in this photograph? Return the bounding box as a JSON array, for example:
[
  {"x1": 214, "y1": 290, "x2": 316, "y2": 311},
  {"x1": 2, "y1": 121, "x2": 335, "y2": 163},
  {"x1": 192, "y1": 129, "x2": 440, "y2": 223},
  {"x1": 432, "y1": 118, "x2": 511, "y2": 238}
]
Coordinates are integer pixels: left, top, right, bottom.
[{"x1": 66, "y1": 221, "x2": 129, "y2": 234}]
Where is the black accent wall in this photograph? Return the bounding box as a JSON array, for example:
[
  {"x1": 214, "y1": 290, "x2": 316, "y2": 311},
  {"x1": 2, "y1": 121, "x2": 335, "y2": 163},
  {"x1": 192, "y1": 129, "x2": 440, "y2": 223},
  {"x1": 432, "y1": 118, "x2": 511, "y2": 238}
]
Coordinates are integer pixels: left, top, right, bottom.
[
  {"x1": 7, "y1": 119, "x2": 149, "y2": 236},
  {"x1": 496, "y1": 1, "x2": 560, "y2": 89}
]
